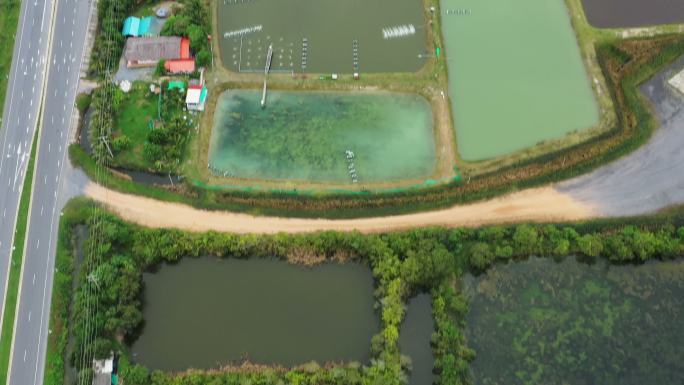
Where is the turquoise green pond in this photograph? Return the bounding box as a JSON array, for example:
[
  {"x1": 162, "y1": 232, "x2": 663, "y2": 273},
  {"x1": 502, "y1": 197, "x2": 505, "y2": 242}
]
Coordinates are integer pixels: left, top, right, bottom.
[
  {"x1": 462, "y1": 257, "x2": 684, "y2": 385},
  {"x1": 440, "y1": 0, "x2": 599, "y2": 160},
  {"x1": 208, "y1": 90, "x2": 437, "y2": 183}
]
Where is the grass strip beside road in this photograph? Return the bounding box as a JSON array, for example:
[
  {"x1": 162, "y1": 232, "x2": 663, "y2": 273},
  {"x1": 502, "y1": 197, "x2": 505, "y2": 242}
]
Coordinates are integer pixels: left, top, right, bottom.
[
  {"x1": 0, "y1": 0, "x2": 21, "y2": 126},
  {"x1": 0, "y1": 131, "x2": 38, "y2": 385}
]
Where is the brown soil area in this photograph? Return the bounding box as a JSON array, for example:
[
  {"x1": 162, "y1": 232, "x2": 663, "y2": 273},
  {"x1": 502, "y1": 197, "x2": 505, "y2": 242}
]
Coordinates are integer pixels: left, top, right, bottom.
[{"x1": 84, "y1": 183, "x2": 596, "y2": 234}]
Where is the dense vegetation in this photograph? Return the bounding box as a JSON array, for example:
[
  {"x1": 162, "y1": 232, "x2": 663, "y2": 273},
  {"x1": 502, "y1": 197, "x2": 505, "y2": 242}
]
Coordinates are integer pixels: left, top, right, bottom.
[
  {"x1": 72, "y1": 35, "x2": 684, "y2": 218},
  {"x1": 161, "y1": 0, "x2": 212, "y2": 67},
  {"x1": 46, "y1": 200, "x2": 684, "y2": 385},
  {"x1": 89, "y1": 0, "x2": 135, "y2": 77}
]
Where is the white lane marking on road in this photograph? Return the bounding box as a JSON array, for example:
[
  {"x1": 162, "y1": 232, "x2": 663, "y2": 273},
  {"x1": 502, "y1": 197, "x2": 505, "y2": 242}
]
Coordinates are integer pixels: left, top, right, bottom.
[
  {"x1": 28, "y1": 311, "x2": 31, "y2": 322},
  {"x1": 40, "y1": 206, "x2": 44, "y2": 216},
  {"x1": 23, "y1": 350, "x2": 26, "y2": 362},
  {"x1": 32, "y1": 274, "x2": 35, "y2": 285},
  {"x1": 36, "y1": 239, "x2": 39, "y2": 249}
]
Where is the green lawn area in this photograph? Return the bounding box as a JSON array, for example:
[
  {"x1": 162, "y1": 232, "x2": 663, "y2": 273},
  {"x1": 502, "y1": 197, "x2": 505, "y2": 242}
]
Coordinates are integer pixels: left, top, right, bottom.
[
  {"x1": 0, "y1": 0, "x2": 21, "y2": 128},
  {"x1": 113, "y1": 82, "x2": 159, "y2": 169},
  {"x1": 111, "y1": 81, "x2": 192, "y2": 172}
]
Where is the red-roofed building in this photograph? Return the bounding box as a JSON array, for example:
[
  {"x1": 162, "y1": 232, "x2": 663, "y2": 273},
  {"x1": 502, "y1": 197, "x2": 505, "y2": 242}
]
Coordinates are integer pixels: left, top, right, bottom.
[
  {"x1": 165, "y1": 59, "x2": 196, "y2": 74},
  {"x1": 180, "y1": 37, "x2": 191, "y2": 59}
]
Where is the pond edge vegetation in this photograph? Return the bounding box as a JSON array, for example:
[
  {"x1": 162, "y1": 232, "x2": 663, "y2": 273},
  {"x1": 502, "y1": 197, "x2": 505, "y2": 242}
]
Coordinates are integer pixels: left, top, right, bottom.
[{"x1": 45, "y1": 199, "x2": 684, "y2": 385}]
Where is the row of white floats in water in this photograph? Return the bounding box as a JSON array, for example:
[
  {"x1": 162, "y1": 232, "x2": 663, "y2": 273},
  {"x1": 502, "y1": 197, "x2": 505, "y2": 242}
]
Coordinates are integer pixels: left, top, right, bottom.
[
  {"x1": 382, "y1": 24, "x2": 416, "y2": 40},
  {"x1": 223, "y1": 24, "x2": 416, "y2": 40},
  {"x1": 345, "y1": 150, "x2": 359, "y2": 184}
]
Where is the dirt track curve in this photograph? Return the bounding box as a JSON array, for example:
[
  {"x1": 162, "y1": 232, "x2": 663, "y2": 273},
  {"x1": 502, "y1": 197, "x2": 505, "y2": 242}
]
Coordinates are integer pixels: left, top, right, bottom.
[{"x1": 84, "y1": 183, "x2": 595, "y2": 234}]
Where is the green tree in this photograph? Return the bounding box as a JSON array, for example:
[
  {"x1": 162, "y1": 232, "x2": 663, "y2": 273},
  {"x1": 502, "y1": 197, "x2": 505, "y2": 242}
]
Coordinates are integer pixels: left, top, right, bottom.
[
  {"x1": 512, "y1": 224, "x2": 540, "y2": 255},
  {"x1": 577, "y1": 234, "x2": 604, "y2": 258},
  {"x1": 469, "y1": 242, "x2": 494, "y2": 270}
]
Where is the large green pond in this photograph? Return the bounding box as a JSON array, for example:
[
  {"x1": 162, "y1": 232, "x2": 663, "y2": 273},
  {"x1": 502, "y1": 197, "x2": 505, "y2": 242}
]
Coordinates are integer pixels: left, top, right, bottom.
[
  {"x1": 462, "y1": 257, "x2": 684, "y2": 385},
  {"x1": 130, "y1": 258, "x2": 379, "y2": 370},
  {"x1": 217, "y1": 0, "x2": 427, "y2": 73},
  {"x1": 208, "y1": 90, "x2": 437, "y2": 183},
  {"x1": 440, "y1": 0, "x2": 599, "y2": 160}
]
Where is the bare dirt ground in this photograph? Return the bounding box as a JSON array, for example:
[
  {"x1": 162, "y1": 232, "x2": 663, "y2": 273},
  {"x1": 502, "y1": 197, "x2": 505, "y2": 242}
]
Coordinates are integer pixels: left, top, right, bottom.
[{"x1": 84, "y1": 183, "x2": 595, "y2": 234}]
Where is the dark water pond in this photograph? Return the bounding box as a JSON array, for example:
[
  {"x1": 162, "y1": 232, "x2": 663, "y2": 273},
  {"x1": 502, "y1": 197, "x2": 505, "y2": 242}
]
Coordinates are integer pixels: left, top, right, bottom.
[
  {"x1": 581, "y1": 0, "x2": 684, "y2": 28},
  {"x1": 400, "y1": 294, "x2": 435, "y2": 385},
  {"x1": 217, "y1": 0, "x2": 428, "y2": 73},
  {"x1": 462, "y1": 257, "x2": 684, "y2": 385},
  {"x1": 130, "y1": 257, "x2": 379, "y2": 371}
]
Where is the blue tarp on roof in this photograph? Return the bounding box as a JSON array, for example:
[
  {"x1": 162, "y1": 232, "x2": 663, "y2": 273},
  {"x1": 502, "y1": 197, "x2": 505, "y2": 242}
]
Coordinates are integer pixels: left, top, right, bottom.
[
  {"x1": 139, "y1": 17, "x2": 154, "y2": 36},
  {"x1": 122, "y1": 16, "x2": 155, "y2": 37},
  {"x1": 122, "y1": 16, "x2": 139, "y2": 36}
]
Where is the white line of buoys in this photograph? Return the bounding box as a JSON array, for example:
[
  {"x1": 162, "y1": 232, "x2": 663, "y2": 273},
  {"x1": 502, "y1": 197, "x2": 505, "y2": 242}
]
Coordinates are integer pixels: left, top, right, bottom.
[
  {"x1": 382, "y1": 24, "x2": 415, "y2": 40},
  {"x1": 224, "y1": 25, "x2": 263, "y2": 39}
]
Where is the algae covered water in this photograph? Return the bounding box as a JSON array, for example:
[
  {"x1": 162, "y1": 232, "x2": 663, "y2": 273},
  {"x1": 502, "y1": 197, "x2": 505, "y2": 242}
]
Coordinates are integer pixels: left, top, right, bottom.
[
  {"x1": 462, "y1": 257, "x2": 684, "y2": 385},
  {"x1": 209, "y1": 90, "x2": 436, "y2": 184},
  {"x1": 131, "y1": 257, "x2": 379, "y2": 371},
  {"x1": 440, "y1": 0, "x2": 599, "y2": 160},
  {"x1": 217, "y1": 0, "x2": 427, "y2": 73}
]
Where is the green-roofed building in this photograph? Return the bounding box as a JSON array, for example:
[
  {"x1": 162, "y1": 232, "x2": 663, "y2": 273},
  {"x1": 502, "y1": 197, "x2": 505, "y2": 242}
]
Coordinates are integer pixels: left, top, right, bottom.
[{"x1": 167, "y1": 80, "x2": 186, "y2": 92}]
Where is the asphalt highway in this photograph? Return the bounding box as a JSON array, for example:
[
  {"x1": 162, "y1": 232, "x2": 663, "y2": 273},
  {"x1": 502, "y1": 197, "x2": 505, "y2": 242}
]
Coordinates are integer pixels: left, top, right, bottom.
[
  {"x1": 0, "y1": 0, "x2": 54, "y2": 336},
  {"x1": 6, "y1": 0, "x2": 92, "y2": 384}
]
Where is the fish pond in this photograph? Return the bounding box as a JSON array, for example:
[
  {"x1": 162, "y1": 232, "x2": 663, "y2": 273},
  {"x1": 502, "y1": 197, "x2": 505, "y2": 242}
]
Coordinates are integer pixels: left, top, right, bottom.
[
  {"x1": 462, "y1": 257, "x2": 684, "y2": 385},
  {"x1": 208, "y1": 90, "x2": 437, "y2": 184},
  {"x1": 581, "y1": 0, "x2": 684, "y2": 28},
  {"x1": 400, "y1": 294, "x2": 436, "y2": 385},
  {"x1": 217, "y1": 0, "x2": 427, "y2": 73},
  {"x1": 130, "y1": 257, "x2": 379, "y2": 371},
  {"x1": 440, "y1": 0, "x2": 599, "y2": 160}
]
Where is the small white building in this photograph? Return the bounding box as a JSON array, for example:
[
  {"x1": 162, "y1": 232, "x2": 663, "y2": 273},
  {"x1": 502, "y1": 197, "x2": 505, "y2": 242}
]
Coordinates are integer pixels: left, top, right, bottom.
[
  {"x1": 92, "y1": 357, "x2": 113, "y2": 385},
  {"x1": 186, "y1": 85, "x2": 208, "y2": 111}
]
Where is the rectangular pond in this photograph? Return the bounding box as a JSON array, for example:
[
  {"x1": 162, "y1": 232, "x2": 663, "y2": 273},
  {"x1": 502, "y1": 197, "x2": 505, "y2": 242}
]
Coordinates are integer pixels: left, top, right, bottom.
[
  {"x1": 399, "y1": 294, "x2": 436, "y2": 385},
  {"x1": 581, "y1": 0, "x2": 684, "y2": 28},
  {"x1": 130, "y1": 258, "x2": 379, "y2": 371},
  {"x1": 462, "y1": 257, "x2": 684, "y2": 385},
  {"x1": 208, "y1": 90, "x2": 437, "y2": 184},
  {"x1": 440, "y1": 0, "x2": 599, "y2": 160},
  {"x1": 217, "y1": 0, "x2": 428, "y2": 73}
]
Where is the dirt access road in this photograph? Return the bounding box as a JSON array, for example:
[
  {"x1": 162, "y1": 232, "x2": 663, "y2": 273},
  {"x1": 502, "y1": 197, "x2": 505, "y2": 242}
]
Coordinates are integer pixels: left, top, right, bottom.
[
  {"x1": 83, "y1": 55, "x2": 684, "y2": 234},
  {"x1": 84, "y1": 184, "x2": 594, "y2": 234}
]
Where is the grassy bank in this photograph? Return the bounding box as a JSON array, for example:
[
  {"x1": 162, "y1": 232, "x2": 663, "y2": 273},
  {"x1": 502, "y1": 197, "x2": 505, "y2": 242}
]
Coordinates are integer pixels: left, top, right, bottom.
[
  {"x1": 0, "y1": 0, "x2": 21, "y2": 124},
  {"x1": 0, "y1": 131, "x2": 37, "y2": 385},
  {"x1": 43, "y1": 199, "x2": 90, "y2": 385}
]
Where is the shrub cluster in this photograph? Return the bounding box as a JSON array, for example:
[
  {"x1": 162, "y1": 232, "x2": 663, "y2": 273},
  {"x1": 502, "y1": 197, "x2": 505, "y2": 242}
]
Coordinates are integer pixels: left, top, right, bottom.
[
  {"x1": 162, "y1": 0, "x2": 212, "y2": 67},
  {"x1": 463, "y1": 224, "x2": 684, "y2": 271},
  {"x1": 89, "y1": 0, "x2": 134, "y2": 77}
]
